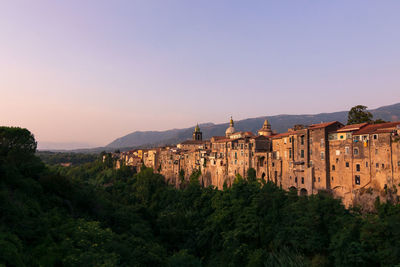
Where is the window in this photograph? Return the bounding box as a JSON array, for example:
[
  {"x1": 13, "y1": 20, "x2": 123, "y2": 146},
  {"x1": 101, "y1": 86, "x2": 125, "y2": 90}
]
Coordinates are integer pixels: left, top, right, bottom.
[
  {"x1": 332, "y1": 165, "x2": 335, "y2": 171},
  {"x1": 336, "y1": 158, "x2": 339, "y2": 163},
  {"x1": 318, "y1": 177, "x2": 321, "y2": 182},
  {"x1": 354, "y1": 148, "x2": 359, "y2": 155},
  {"x1": 320, "y1": 151, "x2": 325, "y2": 160},
  {"x1": 301, "y1": 150, "x2": 304, "y2": 158},
  {"x1": 309, "y1": 160, "x2": 313, "y2": 166},
  {"x1": 241, "y1": 151, "x2": 244, "y2": 156},
  {"x1": 320, "y1": 138, "x2": 325, "y2": 147},
  {"x1": 289, "y1": 137, "x2": 292, "y2": 143},
  {"x1": 382, "y1": 164, "x2": 385, "y2": 168},
  {"x1": 373, "y1": 134, "x2": 378, "y2": 140},
  {"x1": 235, "y1": 160, "x2": 237, "y2": 165},
  {"x1": 241, "y1": 144, "x2": 243, "y2": 149},
  {"x1": 295, "y1": 177, "x2": 298, "y2": 183},
  {"x1": 289, "y1": 149, "x2": 292, "y2": 159},
  {"x1": 375, "y1": 149, "x2": 378, "y2": 155},
  {"x1": 272, "y1": 162, "x2": 275, "y2": 167},
  {"x1": 310, "y1": 138, "x2": 313, "y2": 144},
  {"x1": 332, "y1": 176, "x2": 334, "y2": 181},
  {"x1": 355, "y1": 175, "x2": 360, "y2": 185},
  {"x1": 340, "y1": 134, "x2": 344, "y2": 139},
  {"x1": 345, "y1": 147, "x2": 350, "y2": 154},
  {"x1": 313, "y1": 177, "x2": 316, "y2": 182},
  {"x1": 376, "y1": 163, "x2": 379, "y2": 168},
  {"x1": 356, "y1": 164, "x2": 360, "y2": 172},
  {"x1": 398, "y1": 161, "x2": 400, "y2": 167},
  {"x1": 346, "y1": 162, "x2": 349, "y2": 167},
  {"x1": 366, "y1": 162, "x2": 368, "y2": 167},
  {"x1": 235, "y1": 152, "x2": 237, "y2": 159},
  {"x1": 301, "y1": 177, "x2": 304, "y2": 184},
  {"x1": 301, "y1": 135, "x2": 305, "y2": 145}
]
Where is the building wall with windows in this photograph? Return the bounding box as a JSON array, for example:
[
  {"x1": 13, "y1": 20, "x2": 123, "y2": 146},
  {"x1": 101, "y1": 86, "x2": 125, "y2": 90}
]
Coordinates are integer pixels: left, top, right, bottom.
[{"x1": 118, "y1": 120, "x2": 400, "y2": 207}]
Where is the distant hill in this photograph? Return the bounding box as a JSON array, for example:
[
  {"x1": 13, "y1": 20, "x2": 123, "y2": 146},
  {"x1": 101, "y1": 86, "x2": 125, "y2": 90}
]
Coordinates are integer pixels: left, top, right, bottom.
[{"x1": 106, "y1": 103, "x2": 400, "y2": 148}]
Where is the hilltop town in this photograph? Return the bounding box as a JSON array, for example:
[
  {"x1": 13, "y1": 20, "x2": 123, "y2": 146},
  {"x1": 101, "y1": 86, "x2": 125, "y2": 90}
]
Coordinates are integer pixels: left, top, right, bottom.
[{"x1": 113, "y1": 118, "x2": 400, "y2": 207}]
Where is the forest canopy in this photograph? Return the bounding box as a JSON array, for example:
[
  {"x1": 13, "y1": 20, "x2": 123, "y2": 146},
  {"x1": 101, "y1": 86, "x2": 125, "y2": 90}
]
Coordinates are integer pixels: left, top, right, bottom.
[{"x1": 1, "y1": 126, "x2": 400, "y2": 266}]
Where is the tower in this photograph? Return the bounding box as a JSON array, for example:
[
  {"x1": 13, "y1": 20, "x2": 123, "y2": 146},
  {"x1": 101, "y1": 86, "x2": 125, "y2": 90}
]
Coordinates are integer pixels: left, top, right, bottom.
[
  {"x1": 193, "y1": 124, "x2": 202, "y2": 141},
  {"x1": 225, "y1": 116, "x2": 235, "y2": 137}
]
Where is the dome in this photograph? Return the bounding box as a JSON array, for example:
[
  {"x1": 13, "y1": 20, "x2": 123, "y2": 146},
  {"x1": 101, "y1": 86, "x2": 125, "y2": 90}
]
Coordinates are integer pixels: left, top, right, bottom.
[
  {"x1": 258, "y1": 119, "x2": 272, "y2": 136},
  {"x1": 225, "y1": 126, "x2": 235, "y2": 136},
  {"x1": 225, "y1": 117, "x2": 235, "y2": 137}
]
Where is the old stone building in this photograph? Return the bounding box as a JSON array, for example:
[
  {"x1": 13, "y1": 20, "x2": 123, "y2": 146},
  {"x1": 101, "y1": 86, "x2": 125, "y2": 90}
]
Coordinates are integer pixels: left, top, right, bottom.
[{"x1": 117, "y1": 118, "x2": 400, "y2": 207}]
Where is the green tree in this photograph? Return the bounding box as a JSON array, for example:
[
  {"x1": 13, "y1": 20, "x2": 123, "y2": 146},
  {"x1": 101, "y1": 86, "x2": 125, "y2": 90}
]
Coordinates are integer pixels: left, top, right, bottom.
[
  {"x1": 347, "y1": 105, "x2": 373, "y2": 125},
  {"x1": 247, "y1": 168, "x2": 257, "y2": 182}
]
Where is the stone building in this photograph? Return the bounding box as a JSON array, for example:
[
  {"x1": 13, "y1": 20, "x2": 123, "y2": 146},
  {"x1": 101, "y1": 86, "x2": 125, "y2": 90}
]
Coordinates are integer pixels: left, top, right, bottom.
[{"x1": 117, "y1": 118, "x2": 400, "y2": 207}]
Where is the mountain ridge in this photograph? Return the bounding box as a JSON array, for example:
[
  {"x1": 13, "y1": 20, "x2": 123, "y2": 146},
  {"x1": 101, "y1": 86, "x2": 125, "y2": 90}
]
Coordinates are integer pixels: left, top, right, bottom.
[{"x1": 106, "y1": 103, "x2": 400, "y2": 148}]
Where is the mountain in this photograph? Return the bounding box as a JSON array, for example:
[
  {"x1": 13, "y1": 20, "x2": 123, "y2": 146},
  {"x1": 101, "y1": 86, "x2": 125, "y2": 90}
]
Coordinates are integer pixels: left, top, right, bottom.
[{"x1": 107, "y1": 103, "x2": 400, "y2": 148}]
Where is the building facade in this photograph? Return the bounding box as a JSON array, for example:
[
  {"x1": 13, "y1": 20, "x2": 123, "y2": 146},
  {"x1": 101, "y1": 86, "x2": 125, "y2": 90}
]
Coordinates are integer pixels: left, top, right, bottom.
[{"x1": 117, "y1": 118, "x2": 400, "y2": 207}]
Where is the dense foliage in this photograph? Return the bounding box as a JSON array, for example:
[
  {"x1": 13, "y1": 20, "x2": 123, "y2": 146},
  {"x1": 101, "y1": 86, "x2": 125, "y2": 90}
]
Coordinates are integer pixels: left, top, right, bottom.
[
  {"x1": 36, "y1": 151, "x2": 98, "y2": 166},
  {"x1": 2, "y1": 127, "x2": 400, "y2": 266},
  {"x1": 347, "y1": 105, "x2": 386, "y2": 125}
]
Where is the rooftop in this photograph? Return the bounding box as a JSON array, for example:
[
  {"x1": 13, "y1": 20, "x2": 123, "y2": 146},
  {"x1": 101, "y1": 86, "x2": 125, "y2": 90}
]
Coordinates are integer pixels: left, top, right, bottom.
[
  {"x1": 336, "y1": 123, "x2": 369, "y2": 132},
  {"x1": 308, "y1": 121, "x2": 341, "y2": 130},
  {"x1": 354, "y1": 121, "x2": 400, "y2": 135}
]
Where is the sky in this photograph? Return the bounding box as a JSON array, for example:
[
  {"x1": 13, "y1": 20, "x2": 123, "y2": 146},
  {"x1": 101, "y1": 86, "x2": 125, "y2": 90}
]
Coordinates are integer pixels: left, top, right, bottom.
[{"x1": 1, "y1": 1, "x2": 400, "y2": 149}]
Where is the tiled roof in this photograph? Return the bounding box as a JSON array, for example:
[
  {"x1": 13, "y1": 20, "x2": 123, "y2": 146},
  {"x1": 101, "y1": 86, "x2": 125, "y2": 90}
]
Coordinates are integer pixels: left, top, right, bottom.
[
  {"x1": 336, "y1": 123, "x2": 369, "y2": 132},
  {"x1": 354, "y1": 121, "x2": 400, "y2": 135},
  {"x1": 271, "y1": 131, "x2": 300, "y2": 139},
  {"x1": 308, "y1": 121, "x2": 341, "y2": 130},
  {"x1": 213, "y1": 138, "x2": 231, "y2": 143},
  {"x1": 180, "y1": 140, "x2": 206, "y2": 145}
]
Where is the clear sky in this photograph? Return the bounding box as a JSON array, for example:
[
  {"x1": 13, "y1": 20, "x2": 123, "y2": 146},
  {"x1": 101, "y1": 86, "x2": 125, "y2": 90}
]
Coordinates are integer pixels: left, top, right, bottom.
[{"x1": 1, "y1": 1, "x2": 400, "y2": 149}]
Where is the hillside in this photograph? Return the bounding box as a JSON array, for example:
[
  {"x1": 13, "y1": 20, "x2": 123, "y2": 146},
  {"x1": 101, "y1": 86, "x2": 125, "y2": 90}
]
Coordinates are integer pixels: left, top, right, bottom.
[{"x1": 107, "y1": 103, "x2": 400, "y2": 148}]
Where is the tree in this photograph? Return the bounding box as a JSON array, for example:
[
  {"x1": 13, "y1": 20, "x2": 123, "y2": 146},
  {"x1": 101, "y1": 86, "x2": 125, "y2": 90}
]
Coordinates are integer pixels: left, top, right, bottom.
[
  {"x1": 347, "y1": 105, "x2": 373, "y2": 125},
  {"x1": 0, "y1": 127, "x2": 43, "y2": 179},
  {"x1": 0, "y1": 127, "x2": 37, "y2": 160},
  {"x1": 247, "y1": 168, "x2": 257, "y2": 182}
]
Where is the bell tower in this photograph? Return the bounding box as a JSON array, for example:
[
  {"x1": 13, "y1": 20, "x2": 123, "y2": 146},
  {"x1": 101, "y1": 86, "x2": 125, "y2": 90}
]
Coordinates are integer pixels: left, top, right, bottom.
[{"x1": 193, "y1": 124, "x2": 202, "y2": 141}]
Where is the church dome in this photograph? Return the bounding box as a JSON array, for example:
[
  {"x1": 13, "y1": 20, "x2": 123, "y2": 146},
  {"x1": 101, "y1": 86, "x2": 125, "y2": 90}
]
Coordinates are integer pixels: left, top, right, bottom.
[
  {"x1": 258, "y1": 119, "x2": 272, "y2": 136},
  {"x1": 225, "y1": 117, "x2": 235, "y2": 137}
]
